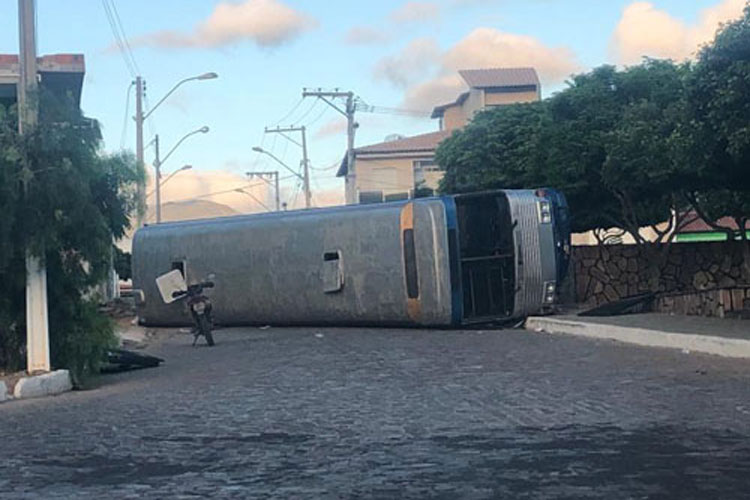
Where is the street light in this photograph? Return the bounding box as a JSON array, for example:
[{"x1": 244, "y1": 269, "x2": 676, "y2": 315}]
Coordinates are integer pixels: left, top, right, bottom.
[
  {"x1": 154, "y1": 126, "x2": 209, "y2": 223},
  {"x1": 234, "y1": 188, "x2": 271, "y2": 212},
  {"x1": 246, "y1": 171, "x2": 280, "y2": 211},
  {"x1": 160, "y1": 165, "x2": 193, "y2": 189},
  {"x1": 142, "y1": 74, "x2": 218, "y2": 121},
  {"x1": 135, "y1": 71, "x2": 217, "y2": 227},
  {"x1": 252, "y1": 146, "x2": 304, "y2": 181}
]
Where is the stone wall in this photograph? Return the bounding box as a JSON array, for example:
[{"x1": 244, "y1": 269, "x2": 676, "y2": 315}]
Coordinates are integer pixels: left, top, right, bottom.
[
  {"x1": 572, "y1": 241, "x2": 750, "y2": 309},
  {"x1": 654, "y1": 287, "x2": 750, "y2": 318}
]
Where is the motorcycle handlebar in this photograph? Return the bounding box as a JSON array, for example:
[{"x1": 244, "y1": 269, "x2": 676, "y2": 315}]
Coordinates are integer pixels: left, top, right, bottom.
[{"x1": 202, "y1": 281, "x2": 215, "y2": 289}]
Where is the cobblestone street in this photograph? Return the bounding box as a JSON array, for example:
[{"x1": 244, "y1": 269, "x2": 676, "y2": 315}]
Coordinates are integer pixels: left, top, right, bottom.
[{"x1": 2, "y1": 326, "x2": 750, "y2": 499}]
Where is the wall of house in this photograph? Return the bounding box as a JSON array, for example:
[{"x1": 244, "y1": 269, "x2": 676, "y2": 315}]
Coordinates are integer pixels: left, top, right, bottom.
[
  {"x1": 462, "y1": 89, "x2": 484, "y2": 120},
  {"x1": 441, "y1": 105, "x2": 465, "y2": 131},
  {"x1": 355, "y1": 156, "x2": 419, "y2": 198},
  {"x1": 571, "y1": 242, "x2": 750, "y2": 313},
  {"x1": 484, "y1": 89, "x2": 539, "y2": 106}
]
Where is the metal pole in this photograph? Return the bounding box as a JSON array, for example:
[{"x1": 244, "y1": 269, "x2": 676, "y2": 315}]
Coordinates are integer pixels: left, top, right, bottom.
[
  {"x1": 274, "y1": 172, "x2": 280, "y2": 211},
  {"x1": 19, "y1": 0, "x2": 50, "y2": 374},
  {"x1": 135, "y1": 76, "x2": 145, "y2": 227},
  {"x1": 300, "y1": 126, "x2": 311, "y2": 208},
  {"x1": 345, "y1": 92, "x2": 356, "y2": 205},
  {"x1": 154, "y1": 134, "x2": 161, "y2": 223}
]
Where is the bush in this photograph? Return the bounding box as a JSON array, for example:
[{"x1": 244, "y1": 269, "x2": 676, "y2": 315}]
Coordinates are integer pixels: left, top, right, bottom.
[{"x1": 0, "y1": 91, "x2": 141, "y2": 381}]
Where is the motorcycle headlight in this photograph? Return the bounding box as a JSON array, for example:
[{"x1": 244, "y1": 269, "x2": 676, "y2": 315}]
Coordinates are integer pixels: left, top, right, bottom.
[{"x1": 193, "y1": 302, "x2": 206, "y2": 314}]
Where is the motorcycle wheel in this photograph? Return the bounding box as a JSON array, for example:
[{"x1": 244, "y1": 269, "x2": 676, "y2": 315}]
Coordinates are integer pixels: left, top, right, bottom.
[{"x1": 199, "y1": 315, "x2": 215, "y2": 346}]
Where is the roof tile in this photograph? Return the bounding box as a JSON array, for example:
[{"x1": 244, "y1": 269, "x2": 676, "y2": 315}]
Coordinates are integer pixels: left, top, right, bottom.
[
  {"x1": 354, "y1": 130, "x2": 451, "y2": 155},
  {"x1": 459, "y1": 67, "x2": 539, "y2": 89}
]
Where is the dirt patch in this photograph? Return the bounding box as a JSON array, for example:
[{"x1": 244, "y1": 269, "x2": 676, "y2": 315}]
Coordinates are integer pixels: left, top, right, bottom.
[{"x1": 0, "y1": 371, "x2": 26, "y2": 395}]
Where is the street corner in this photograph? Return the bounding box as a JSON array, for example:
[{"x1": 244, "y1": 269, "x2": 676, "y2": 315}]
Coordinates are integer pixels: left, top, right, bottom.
[{"x1": 525, "y1": 314, "x2": 750, "y2": 359}]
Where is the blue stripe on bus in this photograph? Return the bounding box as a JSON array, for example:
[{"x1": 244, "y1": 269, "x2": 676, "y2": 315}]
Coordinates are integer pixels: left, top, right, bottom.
[{"x1": 441, "y1": 196, "x2": 463, "y2": 326}]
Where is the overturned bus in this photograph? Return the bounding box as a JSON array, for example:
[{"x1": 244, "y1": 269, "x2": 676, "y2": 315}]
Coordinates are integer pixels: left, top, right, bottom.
[{"x1": 132, "y1": 189, "x2": 570, "y2": 327}]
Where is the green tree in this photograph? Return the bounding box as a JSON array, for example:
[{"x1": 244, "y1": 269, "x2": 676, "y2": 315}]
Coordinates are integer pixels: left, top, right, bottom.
[
  {"x1": 0, "y1": 91, "x2": 141, "y2": 381},
  {"x1": 683, "y1": 3, "x2": 750, "y2": 276},
  {"x1": 437, "y1": 60, "x2": 694, "y2": 289},
  {"x1": 438, "y1": 61, "x2": 691, "y2": 240}
]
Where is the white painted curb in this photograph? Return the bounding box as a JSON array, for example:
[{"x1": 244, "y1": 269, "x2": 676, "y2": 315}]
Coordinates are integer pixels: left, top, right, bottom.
[
  {"x1": 13, "y1": 370, "x2": 73, "y2": 400},
  {"x1": 0, "y1": 381, "x2": 7, "y2": 403},
  {"x1": 525, "y1": 317, "x2": 750, "y2": 359}
]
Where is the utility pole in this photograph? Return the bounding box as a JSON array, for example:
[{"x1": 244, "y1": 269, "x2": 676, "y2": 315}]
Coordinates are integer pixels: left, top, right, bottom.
[
  {"x1": 153, "y1": 134, "x2": 162, "y2": 223},
  {"x1": 302, "y1": 89, "x2": 357, "y2": 204},
  {"x1": 134, "y1": 75, "x2": 145, "y2": 227},
  {"x1": 247, "y1": 171, "x2": 280, "y2": 211},
  {"x1": 18, "y1": 0, "x2": 50, "y2": 373},
  {"x1": 264, "y1": 126, "x2": 311, "y2": 208}
]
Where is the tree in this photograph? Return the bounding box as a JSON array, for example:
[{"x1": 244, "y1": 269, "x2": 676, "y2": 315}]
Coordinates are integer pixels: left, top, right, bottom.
[
  {"x1": 437, "y1": 59, "x2": 695, "y2": 289},
  {"x1": 438, "y1": 61, "x2": 691, "y2": 239},
  {"x1": 683, "y1": 3, "x2": 750, "y2": 276},
  {"x1": 0, "y1": 91, "x2": 141, "y2": 380}
]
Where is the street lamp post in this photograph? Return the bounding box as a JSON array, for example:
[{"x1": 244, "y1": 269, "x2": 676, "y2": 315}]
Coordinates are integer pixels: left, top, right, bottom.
[
  {"x1": 135, "y1": 72, "x2": 217, "y2": 227},
  {"x1": 154, "y1": 126, "x2": 209, "y2": 223},
  {"x1": 234, "y1": 188, "x2": 272, "y2": 212},
  {"x1": 252, "y1": 146, "x2": 311, "y2": 209},
  {"x1": 246, "y1": 171, "x2": 280, "y2": 211}
]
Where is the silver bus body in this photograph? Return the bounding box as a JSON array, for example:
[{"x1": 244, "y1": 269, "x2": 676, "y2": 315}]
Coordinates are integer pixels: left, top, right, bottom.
[{"x1": 132, "y1": 189, "x2": 561, "y2": 327}]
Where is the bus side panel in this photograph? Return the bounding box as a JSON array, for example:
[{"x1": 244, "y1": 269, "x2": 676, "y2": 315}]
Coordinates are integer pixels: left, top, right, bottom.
[{"x1": 134, "y1": 200, "x2": 454, "y2": 327}]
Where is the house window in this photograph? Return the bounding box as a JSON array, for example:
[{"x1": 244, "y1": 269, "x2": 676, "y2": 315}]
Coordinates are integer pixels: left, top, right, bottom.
[
  {"x1": 413, "y1": 159, "x2": 439, "y2": 172},
  {"x1": 359, "y1": 191, "x2": 384, "y2": 204}
]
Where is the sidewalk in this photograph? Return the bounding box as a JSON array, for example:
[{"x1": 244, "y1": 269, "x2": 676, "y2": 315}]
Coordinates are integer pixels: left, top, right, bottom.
[{"x1": 526, "y1": 312, "x2": 750, "y2": 359}]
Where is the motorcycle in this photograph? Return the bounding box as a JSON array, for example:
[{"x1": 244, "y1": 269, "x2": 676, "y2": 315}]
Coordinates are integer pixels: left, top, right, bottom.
[{"x1": 172, "y1": 280, "x2": 215, "y2": 346}]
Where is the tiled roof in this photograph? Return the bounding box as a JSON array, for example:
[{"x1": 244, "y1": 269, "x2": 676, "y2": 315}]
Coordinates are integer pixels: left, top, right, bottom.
[
  {"x1": 430, "y1": 92, "x2": 469, "y2": 119},
  {"x1": 459, "y1": 67, "x2": 539, "y2": 89},
  {"x1": 337, "y1": 130, "x2": 451, "y2": 176},
  {"x1": 355, "y1": 130, "x2": 451, "y2": 154}
]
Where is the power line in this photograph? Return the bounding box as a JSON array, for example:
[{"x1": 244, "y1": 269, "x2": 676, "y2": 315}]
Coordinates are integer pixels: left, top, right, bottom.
[
  {"x1": 101, "y1": 0, "x2": 138, "y2": 77},
  {"x1": 305, "y1": 103, "x2": 329, "y2": 127},
  {"x1": 119, "y1": 81, "x2": 133, "y2": 149},
  {"x1": 291, "y1": 98, "x2": 319, "y2": 126},
  {"x1": 273, "y1": 97, "x2": 305, "y2": 126},
  {"x1": 108, "y1": 0, "x2": 140, "y2": 74},
  {"x1": 163, "y1": 176, "x2": 297, "y2": 205},
  {"x1": 309, "y1": 160, "x2": 339, "y2": 171}
]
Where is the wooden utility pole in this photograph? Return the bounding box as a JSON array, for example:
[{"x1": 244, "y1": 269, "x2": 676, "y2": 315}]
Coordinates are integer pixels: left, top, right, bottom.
[
  {"x1": 18, "y1": 0, "x2": 50, "y2": 373},
  {"x1": 302, "y1": 89, "x2": 357, "y2": 204}
]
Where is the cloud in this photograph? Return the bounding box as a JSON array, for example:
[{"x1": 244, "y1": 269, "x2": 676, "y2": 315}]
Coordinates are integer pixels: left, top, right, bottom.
[
  {"x1": 130, "y1": 0, "x2": 316, "y2": 50},
  {"x1": 610, "y1": 0, "x2": 745, "y2": 64},
  {"x1": 390, "y1": 2, "x2": 441, "y2": 23},
  {"x1": 344, "y1": 26, "x2": 391, "y2": 45},
  {"x1": 381, "y1": 28, "x2": 580, "y2": 110},
  {"x1": 314, "y1": 118, "x2": 347, "y2": 139},
  {"x1": 373, "y1": 38, "x2": 441, "y2": 88}
]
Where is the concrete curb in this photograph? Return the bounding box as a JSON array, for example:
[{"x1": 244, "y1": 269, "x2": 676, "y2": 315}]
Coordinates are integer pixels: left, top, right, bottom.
[
  {"x1": 0, "y1": 381, "x2": 7, "y2": 403},
  {"x1": 11, "y1": 370, "x2": 73, "y2": 401},
  {"x1": 525, "y1": 316, "x2": 750, "y2": 359}
]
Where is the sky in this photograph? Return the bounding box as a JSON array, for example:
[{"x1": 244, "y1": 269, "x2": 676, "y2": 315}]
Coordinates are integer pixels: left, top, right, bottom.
[{"x1": 0, "y1": 0, "x2": 746, "y2": 213}]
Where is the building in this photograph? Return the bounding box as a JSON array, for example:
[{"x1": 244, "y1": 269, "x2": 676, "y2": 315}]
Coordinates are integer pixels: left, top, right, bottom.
[
  {"x1": 0, "y1": 53, "x2": 85, "y2": 108},
  {"x1": 338, "y1": 67, "x2": 541, "y2": 204}
]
